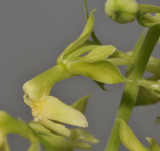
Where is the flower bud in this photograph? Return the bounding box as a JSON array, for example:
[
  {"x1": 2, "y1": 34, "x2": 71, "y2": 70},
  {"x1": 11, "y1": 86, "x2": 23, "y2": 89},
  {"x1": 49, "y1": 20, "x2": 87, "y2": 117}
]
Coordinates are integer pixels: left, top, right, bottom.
[
  {"x1": 137, "y1": 11, "x2": 160, "y2": 27},
  {"x1": 105, "y1": 0, "x2": 138, "y2": 24}
]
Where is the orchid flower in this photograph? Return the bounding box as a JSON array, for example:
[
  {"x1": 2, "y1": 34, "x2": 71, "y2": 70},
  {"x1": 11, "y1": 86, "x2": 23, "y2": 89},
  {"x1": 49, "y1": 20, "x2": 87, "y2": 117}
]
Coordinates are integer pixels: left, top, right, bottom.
[{"x1": 23, "y1": 65, "x2": 88, "y2": 137}]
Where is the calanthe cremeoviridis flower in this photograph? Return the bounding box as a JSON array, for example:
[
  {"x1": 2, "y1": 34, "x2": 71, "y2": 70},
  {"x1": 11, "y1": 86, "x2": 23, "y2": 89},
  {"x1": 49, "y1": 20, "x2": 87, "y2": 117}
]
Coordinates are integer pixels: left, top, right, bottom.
[
  {"x1": 23, "y1": 64, "x2": 88, "y2": 137},
  {"x1": 23, "y1": 95, "x2": 88, "y2": 137}
]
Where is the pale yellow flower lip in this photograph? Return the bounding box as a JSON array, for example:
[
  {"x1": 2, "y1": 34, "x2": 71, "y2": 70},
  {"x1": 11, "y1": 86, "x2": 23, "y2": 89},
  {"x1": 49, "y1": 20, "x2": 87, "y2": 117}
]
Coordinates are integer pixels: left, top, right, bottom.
[
  {"x1": 37, "y1": 96, "x2": 88, "y2": 128},
  {"x1": 25, "y1": 96, "x2": 88, "y2": 137}
]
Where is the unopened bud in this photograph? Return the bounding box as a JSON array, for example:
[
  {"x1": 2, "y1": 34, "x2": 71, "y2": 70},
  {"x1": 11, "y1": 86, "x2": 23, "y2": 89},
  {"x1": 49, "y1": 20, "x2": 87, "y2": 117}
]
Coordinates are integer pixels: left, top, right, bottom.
[{"x1": 105, "y1": 0, "x2": 138, "y2": 24}]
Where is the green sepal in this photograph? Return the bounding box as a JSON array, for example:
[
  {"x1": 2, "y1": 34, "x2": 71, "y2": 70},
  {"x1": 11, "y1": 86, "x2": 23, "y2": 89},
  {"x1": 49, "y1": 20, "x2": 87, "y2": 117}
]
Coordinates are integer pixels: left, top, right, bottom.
[
  {"x1": 149, "y1": 57, "x2": 160, "y2": 67},
  {"x1": 0, "y1": 111, "x2": 29, "y2": 139},
  {"x1": 70, "y1": 128, "x2": 99, "y2": 143},
  {"x1": 64, "y1": 45, "x2": 98, "y2": 63},
  {"x1": 137, "y1": 11, "x2": 160, "y2": 27},
  {"x1": 72, "y1": 95, "x2": 90, "y2": 114},
  {"x1": 94, "y1": 81, "x2": 107, "y2": 91},
  {"x1": 135, "y1": 87, "x2": 159, "y2": 106},
  {"x1": 0, "y1": 133, "x2": 10, "y2": 151},
  {"x1": 67, "y1": 60, "x2": 127, "y2": 84},
  {"x1": 29, "y1": 121, "x2": 92, "y2": 150},
  {"x1": 79, "y1": 45, "x2": 116, "y2": 61},
  {"x1": 28, "y1": 141, "x2": 41, "y2": 151},
  {"x1": 146, "y1": 137, "x2": 160, "y2": 151},
  {"x1": 57, "y1": 9, "x2": 96, "y2": 63},
  {"x1": 156, "y1": 114, "x2": 160, "y2": 123},
  {"x1": 118, "y1": 119, "x2": 148, "y2": 151},
  {"x1": 138, "y1": 79, "x2": 160, "y2": 99}
]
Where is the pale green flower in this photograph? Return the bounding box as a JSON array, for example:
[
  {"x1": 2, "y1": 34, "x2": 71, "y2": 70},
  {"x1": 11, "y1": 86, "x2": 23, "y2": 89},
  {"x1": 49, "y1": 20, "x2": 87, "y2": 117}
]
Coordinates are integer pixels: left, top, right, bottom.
[{"x1": 23, "y1": 95, "x2": 88, "y2": 137}]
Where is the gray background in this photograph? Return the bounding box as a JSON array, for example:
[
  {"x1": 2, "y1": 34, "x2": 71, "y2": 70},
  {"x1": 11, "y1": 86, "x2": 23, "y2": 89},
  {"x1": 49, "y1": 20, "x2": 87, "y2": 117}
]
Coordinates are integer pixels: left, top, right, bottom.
[{"x1": 0, "y1": 0, "x2": 160, "y2": 150}]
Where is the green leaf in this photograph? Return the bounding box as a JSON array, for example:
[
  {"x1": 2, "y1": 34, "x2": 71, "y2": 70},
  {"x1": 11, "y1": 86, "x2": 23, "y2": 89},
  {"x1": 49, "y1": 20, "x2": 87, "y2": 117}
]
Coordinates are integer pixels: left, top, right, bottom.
[
  {"x1": 29, "y1": 122, "x2": 92, "y2": 150},
  {"x1": 135, "y1": 87, "x2": 159, "y2": 106},
  {"x1": 57, "y1": 9, "x2": 96, "y2": 63},
  {"x1": 67, "y1": 60, "x2": 126, "y2": 84},
  {"x1": 118, "y1": 119, "x2": 148, "y2": 151},
  {"x1": 80, "y1": 45, "x2": 116, "y2": 61},
  {"x1": 70, "y1": 128, "x2": 99, "y2": 144},
  {"x1": 146, "y1": 137, "x2": 160, "y2": 151},
  {"x1": 72, "y1": 95, "x2": 90, "y2": 114}
]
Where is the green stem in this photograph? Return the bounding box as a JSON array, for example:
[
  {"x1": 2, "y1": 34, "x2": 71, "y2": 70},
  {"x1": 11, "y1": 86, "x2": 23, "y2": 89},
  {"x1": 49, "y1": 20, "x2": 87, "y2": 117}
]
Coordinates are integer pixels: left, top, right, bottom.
[
  {"x1": 105, "y1": 25, "x2": 160, "y2": 151},
  {"x1": 139, "y1": 4, "x2": 160, "y2": 13}
]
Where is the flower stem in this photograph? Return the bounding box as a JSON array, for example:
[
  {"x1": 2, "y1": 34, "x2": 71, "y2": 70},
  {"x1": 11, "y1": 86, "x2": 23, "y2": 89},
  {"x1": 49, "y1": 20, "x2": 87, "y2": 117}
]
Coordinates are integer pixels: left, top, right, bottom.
[
  {"x1": 139, "y1": 4, "x2": 160, "y2": 13},
  {"x1": 105, "y1": 25, "x2": 160, "y2": 151}
]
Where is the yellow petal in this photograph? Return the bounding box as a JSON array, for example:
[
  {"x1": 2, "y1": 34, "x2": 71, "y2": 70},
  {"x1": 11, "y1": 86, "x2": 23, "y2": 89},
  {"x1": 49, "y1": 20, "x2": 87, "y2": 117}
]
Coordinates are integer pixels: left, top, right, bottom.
[
  {"x1": 39, "y1": 119, "x2": 70, "y2": 137},
  {"x1": 39, "y1": 96, "x2": 88, "y2": 128}
]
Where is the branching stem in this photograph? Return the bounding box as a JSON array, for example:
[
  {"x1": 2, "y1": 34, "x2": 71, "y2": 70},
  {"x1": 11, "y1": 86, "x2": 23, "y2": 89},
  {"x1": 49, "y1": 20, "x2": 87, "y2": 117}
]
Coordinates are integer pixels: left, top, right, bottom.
[{"x1": 105, "y1": 25, "x2": 160, "y2": 151}]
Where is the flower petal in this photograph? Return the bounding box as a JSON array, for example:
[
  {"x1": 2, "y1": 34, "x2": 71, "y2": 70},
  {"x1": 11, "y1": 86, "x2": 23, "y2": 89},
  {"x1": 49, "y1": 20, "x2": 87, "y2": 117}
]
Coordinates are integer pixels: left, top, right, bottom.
[
  {"x1": 39, "y1": 119, "x2": 70, "y2": 137},
  {"x1": 39, "y1": 96, "x2": 88, "y2": 128}
]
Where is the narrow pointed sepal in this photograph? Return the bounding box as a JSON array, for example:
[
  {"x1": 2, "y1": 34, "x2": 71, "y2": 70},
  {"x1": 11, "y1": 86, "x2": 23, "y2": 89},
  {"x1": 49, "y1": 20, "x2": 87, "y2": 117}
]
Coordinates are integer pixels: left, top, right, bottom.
[
  {"x1": 146, "y1": 137, "x2": 160, "y2": 151},
  {"x1": 0, "y1": 133, "x2": 10, "y2": 151},
  {"x1": 70, "y1": 128, "x2": 99, "y2": 144},
  {"x1": 39, "y1": 119, "x2": 70, "y2": 137},
  {"x1": 72, "y1": 95, "x2": 90, "y2": 114}
]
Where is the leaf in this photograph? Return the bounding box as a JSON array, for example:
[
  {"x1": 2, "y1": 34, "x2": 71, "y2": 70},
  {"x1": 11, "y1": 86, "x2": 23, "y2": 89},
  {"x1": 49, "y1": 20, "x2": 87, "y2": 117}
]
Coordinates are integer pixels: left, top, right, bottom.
[
  {"x1": 146, "y1": 137, "x2": 160, "y2": 151},
  {"x1": 57, "y1": 9, "x2": 96, "y2": 62},
  {"x1": 80, "y1": 45, "x2": 116, "y2": 61},
  {"x1": 70, "y1": 128, "x2": 99, "y2": 144},
  {"x1": 118, "y1": 119, "x2": 148, "y2": 151},
  {"x1": 67, "y1": 60, "x2": 126, "y2": 84},
  {"x1": 135, "y1": 87, "x2": 159, "y2": 106},
  {"x1": 72, "y1": 95, "x2": 90, "y2": 114}
]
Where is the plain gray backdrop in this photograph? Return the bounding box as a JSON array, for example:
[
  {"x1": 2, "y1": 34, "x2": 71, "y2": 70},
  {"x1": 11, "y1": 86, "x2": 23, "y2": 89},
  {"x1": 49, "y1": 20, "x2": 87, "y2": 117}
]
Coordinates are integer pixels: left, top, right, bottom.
[{"x1": 0, "y1": 0, "x2": 160, "y2": 150}]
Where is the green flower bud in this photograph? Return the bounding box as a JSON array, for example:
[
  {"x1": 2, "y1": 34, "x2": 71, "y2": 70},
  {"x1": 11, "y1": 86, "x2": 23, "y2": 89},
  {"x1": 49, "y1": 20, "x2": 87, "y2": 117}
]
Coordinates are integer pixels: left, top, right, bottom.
[
  {"x1": 105, "y1": 0, "x2": 138, "y2": 24},
  {"x1": 137, "y1": 11, "x2": 160, "y2": 27}
]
